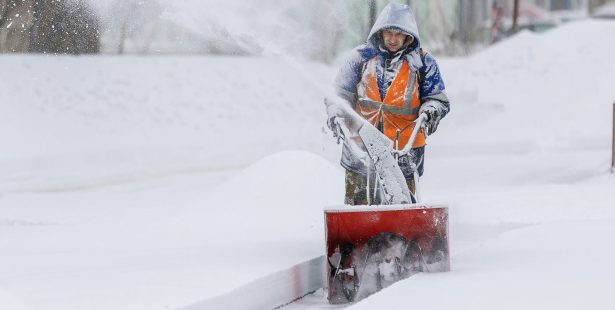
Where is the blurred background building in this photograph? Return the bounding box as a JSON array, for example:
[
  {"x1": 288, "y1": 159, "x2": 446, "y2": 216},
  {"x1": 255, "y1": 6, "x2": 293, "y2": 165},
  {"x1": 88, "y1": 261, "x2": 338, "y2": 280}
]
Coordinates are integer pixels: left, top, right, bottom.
[{"x1": 1, "y1": 0, "x2": 614, "y2": 59}]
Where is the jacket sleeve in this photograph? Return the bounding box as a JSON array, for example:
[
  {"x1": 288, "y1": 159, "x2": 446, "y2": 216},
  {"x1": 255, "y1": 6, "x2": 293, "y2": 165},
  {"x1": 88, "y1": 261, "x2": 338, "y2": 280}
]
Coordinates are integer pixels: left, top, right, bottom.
[
  {"x1": 419, "y1": 53, "x2": 450, "y2": 117},
  {"x1": 334, "y1": 48, "x2": 365, "y2": 106}
]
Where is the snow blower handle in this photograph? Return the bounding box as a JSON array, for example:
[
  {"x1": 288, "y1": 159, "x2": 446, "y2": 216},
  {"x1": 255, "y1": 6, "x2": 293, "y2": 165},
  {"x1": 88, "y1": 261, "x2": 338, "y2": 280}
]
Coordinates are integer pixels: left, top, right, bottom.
[
  {"x1": 330, "y1": 116, "x2": 369, "y2": 163},
  {"x1": 394, "y1": 112, "x2": 429, "y2": 158}
]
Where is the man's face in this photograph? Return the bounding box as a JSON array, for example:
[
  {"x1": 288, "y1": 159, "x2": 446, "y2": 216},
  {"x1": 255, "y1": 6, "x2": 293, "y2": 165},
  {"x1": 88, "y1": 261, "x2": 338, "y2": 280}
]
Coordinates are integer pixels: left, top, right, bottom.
[{"x1": 382, "y1": 29, "x2": 407, "y2": 53}]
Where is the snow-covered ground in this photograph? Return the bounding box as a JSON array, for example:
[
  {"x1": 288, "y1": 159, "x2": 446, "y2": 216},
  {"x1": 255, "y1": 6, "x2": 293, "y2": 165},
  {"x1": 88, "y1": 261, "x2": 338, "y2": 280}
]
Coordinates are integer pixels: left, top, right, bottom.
[{"x1": 2, "y1": 19, "x2": 615, "y2": 310}]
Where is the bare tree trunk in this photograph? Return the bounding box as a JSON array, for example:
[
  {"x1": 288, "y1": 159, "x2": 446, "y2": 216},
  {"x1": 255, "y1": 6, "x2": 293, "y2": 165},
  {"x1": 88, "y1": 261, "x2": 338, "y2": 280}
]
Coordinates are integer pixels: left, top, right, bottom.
[
  {"x1": 369, "y1": 0, "x2": 377, "y2": 33},
  {"x1": 0, "y1": 1, "x2": 8, "y2": 25},
  {"x1": 612, "y1": 102, "x2": 615, "y2": 173},
  {"x1": 0, "y1": 1, "x2": 7, "y2": 50},
  {"x1": 118, "y1": 22, "x2": 127, "y2": 54},
  {"x1": 316, "y1": 0, "x2": 343, "y2": 63},
  {"x1": 29, "y1": 0, "x2": 44, "y2": 52},
  {"x1": 0, "y1": 0, "x2": 34, "y2": 52},
  {"x1": 141, "y1": 21, "x2": 159, "y2": 54},
  {"x1": 511, "y1": 0, "x2": 520, "y2": 34}
]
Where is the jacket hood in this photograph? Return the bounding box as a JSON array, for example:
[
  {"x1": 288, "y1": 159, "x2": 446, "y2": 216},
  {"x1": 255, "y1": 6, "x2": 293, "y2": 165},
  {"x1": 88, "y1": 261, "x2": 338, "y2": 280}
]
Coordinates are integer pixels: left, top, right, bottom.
[{"x1": 367, "y1": 3, "x2": 421, "y2": 50}]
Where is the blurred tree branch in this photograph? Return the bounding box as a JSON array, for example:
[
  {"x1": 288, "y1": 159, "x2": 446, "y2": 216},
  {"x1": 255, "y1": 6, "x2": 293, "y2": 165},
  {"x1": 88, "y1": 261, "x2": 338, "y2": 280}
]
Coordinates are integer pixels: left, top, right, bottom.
[{"x1": 0, "y1": 0, "x2": 99, "y2": 54}]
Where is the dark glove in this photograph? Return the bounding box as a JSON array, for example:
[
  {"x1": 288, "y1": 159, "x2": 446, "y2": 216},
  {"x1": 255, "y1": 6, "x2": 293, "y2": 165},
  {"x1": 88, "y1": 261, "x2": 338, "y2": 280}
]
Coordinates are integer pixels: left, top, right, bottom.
[{"x1": 419, "y1": 101, "x2": 443, "y2": 134}]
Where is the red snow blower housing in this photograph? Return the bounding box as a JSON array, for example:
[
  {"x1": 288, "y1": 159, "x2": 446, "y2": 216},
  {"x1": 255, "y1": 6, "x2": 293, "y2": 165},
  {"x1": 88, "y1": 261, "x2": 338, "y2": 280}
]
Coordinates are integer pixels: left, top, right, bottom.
[{"x1": 325, "y1": 205, "x2": 449, "y2": 303}]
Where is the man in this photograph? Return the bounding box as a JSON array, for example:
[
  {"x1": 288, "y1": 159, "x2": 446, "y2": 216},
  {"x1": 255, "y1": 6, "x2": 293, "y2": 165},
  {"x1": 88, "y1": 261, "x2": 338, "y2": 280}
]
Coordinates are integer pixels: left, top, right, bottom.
[{"x1": 334, "y1": 3, "x2": 450, "y2": 205}]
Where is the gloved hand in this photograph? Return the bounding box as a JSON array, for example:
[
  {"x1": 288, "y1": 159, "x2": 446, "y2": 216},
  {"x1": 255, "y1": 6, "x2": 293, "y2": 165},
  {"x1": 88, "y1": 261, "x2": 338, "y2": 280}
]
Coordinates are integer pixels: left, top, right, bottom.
[
  {"x1": 325, "y1": 98, "x2": 343, "y2": 136},
  {"x1": 418, "y1": 101, "x2": 443, "y2": 134},
  {"x1": 324, "y1": 97, "x2": 364, "y2": 133}
]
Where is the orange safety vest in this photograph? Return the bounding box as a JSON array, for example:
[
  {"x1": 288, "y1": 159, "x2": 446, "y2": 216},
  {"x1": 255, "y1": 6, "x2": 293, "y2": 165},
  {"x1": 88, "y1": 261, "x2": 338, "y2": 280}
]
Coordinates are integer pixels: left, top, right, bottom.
[{"x1": 356, "y1": 57, "x2": 425, "y2": 149}]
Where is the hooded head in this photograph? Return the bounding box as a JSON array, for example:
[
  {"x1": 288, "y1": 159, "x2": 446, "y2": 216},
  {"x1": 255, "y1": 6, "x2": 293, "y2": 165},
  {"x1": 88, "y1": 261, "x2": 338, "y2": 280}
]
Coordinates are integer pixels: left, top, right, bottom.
[{"x1": 367, "y1": 3, "x2": 421, "y2": 53}]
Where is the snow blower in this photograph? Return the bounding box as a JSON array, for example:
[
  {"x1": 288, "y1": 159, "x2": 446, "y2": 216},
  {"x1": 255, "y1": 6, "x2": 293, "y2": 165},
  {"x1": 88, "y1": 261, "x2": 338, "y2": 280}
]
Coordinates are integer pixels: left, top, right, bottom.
[{"x1": 324, "y1": 98, "x2": 450, "y2": 304}]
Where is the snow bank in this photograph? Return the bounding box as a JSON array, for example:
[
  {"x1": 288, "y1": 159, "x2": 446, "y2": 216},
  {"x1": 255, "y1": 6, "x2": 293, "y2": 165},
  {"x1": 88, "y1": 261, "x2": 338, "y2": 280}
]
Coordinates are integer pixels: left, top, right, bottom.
[
  {"x1": 439, "y1": 20, "x2": 615, "y2": 151},
  {"x1": 349, "y1": 220, "x2": 615, "y2": 310},
  {"x1": 0, "y1": 290, "x2": 30, "y2": 310},
  {"x1": 422, "y1": 19, "x2": 615, "y2": 196},
  {"x1": 0, "y1": 54, "x2": 340, "y2": 195},
  {"x1": 165, "y1": 150, "x2": 343, "y2": 249},
  {"x1": 0, "y1": 55, "x2": 334, "y2": 160},
  {"x1": 0, "y1": 150, "x2": 341, "y2": 310}
]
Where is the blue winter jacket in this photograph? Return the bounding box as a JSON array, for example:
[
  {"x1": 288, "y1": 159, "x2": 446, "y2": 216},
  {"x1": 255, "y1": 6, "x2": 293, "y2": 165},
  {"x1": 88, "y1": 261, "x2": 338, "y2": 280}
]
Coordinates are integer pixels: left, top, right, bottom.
[{"x1": 335, "y1": 3, "x2": 449, "y2": 106}]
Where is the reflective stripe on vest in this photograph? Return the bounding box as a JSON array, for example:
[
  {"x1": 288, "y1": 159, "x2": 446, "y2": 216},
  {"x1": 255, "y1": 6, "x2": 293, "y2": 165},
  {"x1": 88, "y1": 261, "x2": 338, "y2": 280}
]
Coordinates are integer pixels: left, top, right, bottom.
[{"x1": 356, "y1": 57, "x2": 425, "y2": 149}]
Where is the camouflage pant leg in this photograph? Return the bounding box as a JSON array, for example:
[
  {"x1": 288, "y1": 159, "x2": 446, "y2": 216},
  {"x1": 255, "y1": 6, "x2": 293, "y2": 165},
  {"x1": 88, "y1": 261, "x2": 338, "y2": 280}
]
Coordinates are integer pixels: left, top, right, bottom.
[
  {"x1": 344, "y1": 170, "x2": 368, "y2": 205},
  {"x1": 406, "y1": 178, "x2": 416, "y2": 195}
]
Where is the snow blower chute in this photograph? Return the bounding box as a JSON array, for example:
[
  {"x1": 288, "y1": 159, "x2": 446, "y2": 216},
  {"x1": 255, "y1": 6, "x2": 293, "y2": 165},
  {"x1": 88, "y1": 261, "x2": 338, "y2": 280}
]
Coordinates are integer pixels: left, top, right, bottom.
[{"x1": 324, "y1": 98, "x2": 450, "y2": 304}]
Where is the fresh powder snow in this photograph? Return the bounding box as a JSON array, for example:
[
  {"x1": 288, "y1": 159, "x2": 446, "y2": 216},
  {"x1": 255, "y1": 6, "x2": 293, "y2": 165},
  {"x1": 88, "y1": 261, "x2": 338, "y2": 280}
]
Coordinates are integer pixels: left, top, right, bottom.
[{"x1": 2, "y1": 18, "x2": 615, "y2": 310}]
